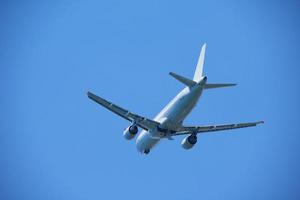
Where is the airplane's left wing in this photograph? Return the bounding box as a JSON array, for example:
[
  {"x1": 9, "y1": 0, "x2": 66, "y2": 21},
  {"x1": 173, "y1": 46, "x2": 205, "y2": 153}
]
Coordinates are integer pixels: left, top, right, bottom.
[
  {"x1": 87, "y1": 91, "x2": 160, "y2": 131},
  {"x1": 171, "y1": 121, "x2": 264, "y2": 136}
]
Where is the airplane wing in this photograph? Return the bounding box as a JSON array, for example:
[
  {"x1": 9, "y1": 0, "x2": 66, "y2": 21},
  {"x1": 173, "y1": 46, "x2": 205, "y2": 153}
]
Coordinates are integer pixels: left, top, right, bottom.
[
  {"x1": 87, "y1": 91, "x2": 160, "y2": 131},
  {"x1": 171, "y1": 121, "x2": 264, "y2": 136}
]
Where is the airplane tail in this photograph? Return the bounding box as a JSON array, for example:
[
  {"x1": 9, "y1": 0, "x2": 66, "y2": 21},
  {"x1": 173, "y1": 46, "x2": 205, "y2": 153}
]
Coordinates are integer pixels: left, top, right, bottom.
[
  {"x1": 193, "y1": 43, "x2": 206, "y2": 82},
  {"x1": 169, "y1": 43, "x2": 207, "y2": 87},
  {"x1": 170, "y1": 43, "x2": 236, "y2": 89}
]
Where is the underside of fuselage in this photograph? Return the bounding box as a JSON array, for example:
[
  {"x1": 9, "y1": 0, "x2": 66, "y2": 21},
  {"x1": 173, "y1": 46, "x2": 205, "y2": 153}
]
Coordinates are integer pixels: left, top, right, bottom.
[
  {"x1": 136, "y1": 130, "x2": 160, "y2": 154},
  {"x1": 135, "y1": 84, "x2": 204, "y2": 154}
]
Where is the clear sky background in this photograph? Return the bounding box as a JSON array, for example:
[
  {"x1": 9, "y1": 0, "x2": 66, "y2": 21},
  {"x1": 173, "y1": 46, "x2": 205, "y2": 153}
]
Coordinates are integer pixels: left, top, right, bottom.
[{"x1": 1, "y1": 1, "x2": 300, "y2": 200}]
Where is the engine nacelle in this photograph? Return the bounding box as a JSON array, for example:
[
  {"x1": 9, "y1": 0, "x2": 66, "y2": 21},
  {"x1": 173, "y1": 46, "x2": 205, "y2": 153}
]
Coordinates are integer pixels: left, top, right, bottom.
[
  {"x1": 123, "y1": 125, "x2": 138, "y2": 140},
  {"x1": 181, "y1": 134, "x2": 197, "y2": 150}
]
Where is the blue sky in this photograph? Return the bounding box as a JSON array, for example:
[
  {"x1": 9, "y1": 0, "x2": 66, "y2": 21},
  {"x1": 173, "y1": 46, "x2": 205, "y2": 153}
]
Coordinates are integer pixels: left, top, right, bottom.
[{"x1": 1, "y1": 1, "x2": 300, "y2": 200}]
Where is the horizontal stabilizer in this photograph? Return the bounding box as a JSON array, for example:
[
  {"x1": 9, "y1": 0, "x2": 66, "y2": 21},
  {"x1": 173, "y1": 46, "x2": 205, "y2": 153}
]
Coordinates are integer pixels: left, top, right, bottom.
[
  {"x1": 169, "y1": 72, "x2": 196, "y2": 87},
  {"x1": 203, "y1": 83, "x2": 236, "y2": 89}
]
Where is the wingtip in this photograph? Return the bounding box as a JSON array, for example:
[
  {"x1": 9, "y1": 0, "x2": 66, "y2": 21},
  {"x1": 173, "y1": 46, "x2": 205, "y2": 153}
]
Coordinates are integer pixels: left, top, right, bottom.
[
  {"x1": 87, "y1": 91, "x2": 94, "y2": 98},
  {"x1": 228, "y1": 83, "x2": 237, "y2": 86}
]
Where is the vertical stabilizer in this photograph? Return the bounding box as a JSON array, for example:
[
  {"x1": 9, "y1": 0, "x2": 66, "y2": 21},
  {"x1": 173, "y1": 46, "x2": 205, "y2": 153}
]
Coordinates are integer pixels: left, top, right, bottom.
[{"x1": 193, "y1": 43, "x2": 206, "y2": 82}]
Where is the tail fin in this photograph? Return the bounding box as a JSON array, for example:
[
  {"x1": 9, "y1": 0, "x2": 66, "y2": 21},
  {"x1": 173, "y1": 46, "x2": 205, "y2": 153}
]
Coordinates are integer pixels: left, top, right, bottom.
[
  {"x1": 193, "y1": 43, "x2": 206, "y2": 82},
  {"x1": 170, "y1": 44, "x2": 237, "y2": 90}
]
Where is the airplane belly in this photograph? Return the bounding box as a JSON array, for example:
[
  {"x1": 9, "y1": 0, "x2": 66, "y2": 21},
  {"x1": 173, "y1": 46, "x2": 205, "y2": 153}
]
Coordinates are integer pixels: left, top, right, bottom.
[
  {"x1": 167, "y1": 88, "x2": 202, "y2": 123},
  {"x1": 136, "y1": 131, "x2": 160, "y2": 153},
  {"x1": 135, "y1": 86, "x2": 203, "y2": 154}
]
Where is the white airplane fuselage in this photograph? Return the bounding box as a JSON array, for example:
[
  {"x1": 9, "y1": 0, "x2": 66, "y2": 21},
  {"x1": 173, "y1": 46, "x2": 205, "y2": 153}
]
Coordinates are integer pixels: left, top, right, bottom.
[{"x1": 136, "y1": 77, "x2": 206, "y2": 153}]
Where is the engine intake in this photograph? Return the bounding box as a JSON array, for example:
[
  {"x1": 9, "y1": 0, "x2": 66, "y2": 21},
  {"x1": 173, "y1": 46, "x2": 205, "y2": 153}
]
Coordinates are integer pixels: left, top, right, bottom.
[
  {"x1": 123, "y1": 125, "x2": 138, "y2": 140},
  {"x1": 181, "y1": 134, "x2": 197, "y2": 150}
]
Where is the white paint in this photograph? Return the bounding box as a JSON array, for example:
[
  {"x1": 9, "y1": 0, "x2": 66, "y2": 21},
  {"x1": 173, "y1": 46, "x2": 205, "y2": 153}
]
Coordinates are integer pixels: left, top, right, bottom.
[{"x1": 136, "y1": 77, "x2": 207, "y2": 153}]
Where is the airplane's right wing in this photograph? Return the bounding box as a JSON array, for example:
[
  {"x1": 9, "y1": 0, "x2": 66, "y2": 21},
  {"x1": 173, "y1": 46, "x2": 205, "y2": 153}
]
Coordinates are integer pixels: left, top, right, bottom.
[
  {"x1": 87, "y1": 91, "x2": 160, "y2": 131},
  {"x1": 171, "y1": 121, "x2": 264, "y2": 136}
]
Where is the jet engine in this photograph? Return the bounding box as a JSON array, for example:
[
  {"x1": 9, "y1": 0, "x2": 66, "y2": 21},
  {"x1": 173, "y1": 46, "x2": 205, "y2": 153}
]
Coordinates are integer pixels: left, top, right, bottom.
[
  {"x1": 123, "y1": 125, "x2": 138, "y2": 140},
  {"x1": 181, "y1": 134, "x2": 197, "y2": 149}
]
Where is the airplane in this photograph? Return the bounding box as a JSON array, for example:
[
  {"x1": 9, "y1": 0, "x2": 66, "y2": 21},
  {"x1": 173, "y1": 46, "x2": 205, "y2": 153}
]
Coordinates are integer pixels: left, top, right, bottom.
[{"x1": 87, "y1": 43, "x2": 264, "y2": 154}]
